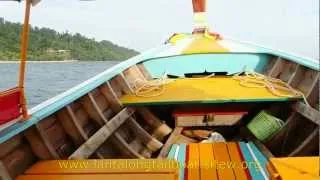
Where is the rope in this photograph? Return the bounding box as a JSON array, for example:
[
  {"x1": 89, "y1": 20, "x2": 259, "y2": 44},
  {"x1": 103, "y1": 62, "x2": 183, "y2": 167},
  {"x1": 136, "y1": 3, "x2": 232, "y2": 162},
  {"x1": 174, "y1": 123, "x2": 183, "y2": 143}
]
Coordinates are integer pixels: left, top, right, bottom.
[
  {"x1": 132, "y1": 70, "x2": 308, "y2": 105},
  {"x1": 232, "y1": 71, "x2": 310, "y2": 107},
  {"x1": 133, "y1": 72, "x2": 175, "y2": 98},
  {"x1": 132, "y1": 72, "x2": 216, "y2": 97}
]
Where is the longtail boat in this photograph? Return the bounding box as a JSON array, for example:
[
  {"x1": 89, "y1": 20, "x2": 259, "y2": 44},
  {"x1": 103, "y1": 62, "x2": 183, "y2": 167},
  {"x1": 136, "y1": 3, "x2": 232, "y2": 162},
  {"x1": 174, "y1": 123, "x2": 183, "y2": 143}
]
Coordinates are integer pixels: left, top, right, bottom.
[{"x1": 0, "y1": 0, "x2": 319, "y2": 180}]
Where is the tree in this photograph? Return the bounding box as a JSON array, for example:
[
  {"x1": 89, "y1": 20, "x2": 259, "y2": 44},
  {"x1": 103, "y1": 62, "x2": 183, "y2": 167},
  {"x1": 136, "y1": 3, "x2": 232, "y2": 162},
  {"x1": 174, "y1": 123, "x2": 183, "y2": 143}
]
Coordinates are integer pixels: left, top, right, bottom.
[{"x1": 0, "y1": 17, "x2": 139, "y2": 61}]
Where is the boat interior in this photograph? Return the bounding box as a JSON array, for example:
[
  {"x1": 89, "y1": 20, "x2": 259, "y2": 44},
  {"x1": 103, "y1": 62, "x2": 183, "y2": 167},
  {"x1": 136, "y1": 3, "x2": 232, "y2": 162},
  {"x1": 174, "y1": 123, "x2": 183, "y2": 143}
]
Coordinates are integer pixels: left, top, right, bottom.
[
  {"x1": 0, "y1": 52, "x2": 319, "y2": 180},
  {"x1": 1, "y1": 0, "x2": 319, "y2": 179}
]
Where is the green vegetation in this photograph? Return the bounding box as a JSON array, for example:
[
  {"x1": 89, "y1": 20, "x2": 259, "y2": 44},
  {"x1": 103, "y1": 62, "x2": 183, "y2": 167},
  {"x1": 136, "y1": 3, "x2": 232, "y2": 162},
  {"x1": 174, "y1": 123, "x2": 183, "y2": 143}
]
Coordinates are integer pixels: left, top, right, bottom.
[{"x1": 0, "y1": 17, "x2": 139, "y2": 61}]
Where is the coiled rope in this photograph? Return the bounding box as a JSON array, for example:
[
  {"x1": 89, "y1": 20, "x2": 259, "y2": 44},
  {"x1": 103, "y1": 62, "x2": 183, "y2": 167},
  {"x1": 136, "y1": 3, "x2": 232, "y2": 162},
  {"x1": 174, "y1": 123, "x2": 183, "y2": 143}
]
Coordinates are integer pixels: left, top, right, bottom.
[
  {"x1": 232, "y1": 71, "x2": 310, "y2": 106},
  {"x1": 132, "y1": 70, "x2": 308, "y2": 106},
  {"x1": 132, "y1": 72, "x2": 217, "y2": 98},
  {"x1": 133, "y1": 73, "x2": 175, "y2": 97}
]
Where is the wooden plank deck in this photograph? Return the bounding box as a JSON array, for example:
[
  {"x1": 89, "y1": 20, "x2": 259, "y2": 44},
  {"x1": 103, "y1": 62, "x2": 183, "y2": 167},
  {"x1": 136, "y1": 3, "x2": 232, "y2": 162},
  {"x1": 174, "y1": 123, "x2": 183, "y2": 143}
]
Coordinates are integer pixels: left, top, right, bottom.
[
  {"x1": 227, "y1": 142, "x2": 249, "y2": 180},
  {"x1": 213, "y1": 143, "x2": 236, "y2": 180},
  {"x1": 169, "y1": 142, "x2": 269, "y2": 180},
  {"x1": 199, "y1": 143, "x2": 217, "y2": 180},
  {"x1": 187, "y1": 143, "x2": 200, "y2": 180}
]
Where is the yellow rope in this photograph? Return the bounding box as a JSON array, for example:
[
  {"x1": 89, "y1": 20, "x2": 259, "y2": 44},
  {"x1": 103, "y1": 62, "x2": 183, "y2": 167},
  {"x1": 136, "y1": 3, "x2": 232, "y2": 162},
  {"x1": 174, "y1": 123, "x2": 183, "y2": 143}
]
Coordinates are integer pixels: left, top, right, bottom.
[
  {"x1": 132, "y1": 72, "x2": 216, "y2": 97},
  {"x1": 132, "y1": 71, "x2": 308, "y2": 106},
  {"x1": 232, "y1": 71, "x2": 310, "y2": 106},
  {"x1": 133, "y1": 73, "x2": 175, "y2": 98}
]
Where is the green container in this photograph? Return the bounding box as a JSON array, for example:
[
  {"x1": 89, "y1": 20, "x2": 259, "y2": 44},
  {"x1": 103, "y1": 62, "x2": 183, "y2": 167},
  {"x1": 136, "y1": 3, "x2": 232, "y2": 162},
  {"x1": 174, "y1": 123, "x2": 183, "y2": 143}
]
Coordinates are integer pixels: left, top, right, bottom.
[{"x1": 247, "y1": 111, "x2": 284, "y2": 142}]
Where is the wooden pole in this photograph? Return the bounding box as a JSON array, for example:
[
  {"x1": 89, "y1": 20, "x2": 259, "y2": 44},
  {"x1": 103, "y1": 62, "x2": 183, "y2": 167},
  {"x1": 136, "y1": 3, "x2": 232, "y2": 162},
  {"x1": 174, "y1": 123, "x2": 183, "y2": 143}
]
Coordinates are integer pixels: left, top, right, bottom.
[
  {"x1": 192, "y1": 0, "x2": 206, "y2": 13},
  {"x1": 192, "y1": 0, "x2": 208, "y2": 33},
  {"x1": 18, "y1": 0, "x2": 32, "y2": 120}
]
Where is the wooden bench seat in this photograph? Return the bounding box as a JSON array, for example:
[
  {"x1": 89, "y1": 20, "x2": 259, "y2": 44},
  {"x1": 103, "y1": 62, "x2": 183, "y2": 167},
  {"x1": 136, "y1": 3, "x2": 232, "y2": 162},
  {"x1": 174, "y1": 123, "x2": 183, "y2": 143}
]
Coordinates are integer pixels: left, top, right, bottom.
[
  {"x1": 16, "y1": 159, "x2": 179, "y2": 180},
  {"x1": 167, "y1": 142, "x2": 269, "y2": 180}
]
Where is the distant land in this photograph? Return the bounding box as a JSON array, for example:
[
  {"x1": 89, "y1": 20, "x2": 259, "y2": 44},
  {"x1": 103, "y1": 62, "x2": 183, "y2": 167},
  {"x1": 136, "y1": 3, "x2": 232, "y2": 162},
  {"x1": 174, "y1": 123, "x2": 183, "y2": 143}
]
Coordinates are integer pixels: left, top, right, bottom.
[{"x1": 0, "y1": 17, "x2": 139, "y2": 61}]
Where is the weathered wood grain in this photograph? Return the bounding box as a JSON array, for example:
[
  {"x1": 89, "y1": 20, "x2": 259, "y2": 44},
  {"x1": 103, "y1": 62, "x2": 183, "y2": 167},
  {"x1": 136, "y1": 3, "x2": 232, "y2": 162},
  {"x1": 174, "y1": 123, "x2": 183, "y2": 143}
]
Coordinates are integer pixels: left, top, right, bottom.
[{"x1": 68, "y1": 108, "x2": 134, "y2": 159}]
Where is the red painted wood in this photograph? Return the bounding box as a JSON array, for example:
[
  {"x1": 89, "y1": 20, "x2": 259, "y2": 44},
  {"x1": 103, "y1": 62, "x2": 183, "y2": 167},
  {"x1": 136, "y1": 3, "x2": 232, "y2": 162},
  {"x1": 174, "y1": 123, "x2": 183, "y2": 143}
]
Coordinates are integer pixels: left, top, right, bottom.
[
  {"x1": 236, "y1": 143, "x2": 252, "y2": 180},
  {"x1": 0, "y1": 87, "x2": 21, "y2": 124}
]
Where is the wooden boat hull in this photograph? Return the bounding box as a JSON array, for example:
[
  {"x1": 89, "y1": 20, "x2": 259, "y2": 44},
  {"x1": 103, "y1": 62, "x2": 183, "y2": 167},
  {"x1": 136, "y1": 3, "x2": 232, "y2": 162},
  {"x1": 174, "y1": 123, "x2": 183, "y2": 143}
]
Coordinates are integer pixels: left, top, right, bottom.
[{"x1": 0, "y1": 37, "x2": 319, "y2": 179}]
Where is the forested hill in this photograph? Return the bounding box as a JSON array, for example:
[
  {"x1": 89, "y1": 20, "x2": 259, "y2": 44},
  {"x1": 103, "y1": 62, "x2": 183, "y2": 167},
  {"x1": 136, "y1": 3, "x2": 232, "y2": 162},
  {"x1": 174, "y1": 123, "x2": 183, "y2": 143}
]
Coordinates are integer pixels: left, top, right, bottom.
[{"x1": 0, "y1": 17, "x2": 139, "y2": 61}]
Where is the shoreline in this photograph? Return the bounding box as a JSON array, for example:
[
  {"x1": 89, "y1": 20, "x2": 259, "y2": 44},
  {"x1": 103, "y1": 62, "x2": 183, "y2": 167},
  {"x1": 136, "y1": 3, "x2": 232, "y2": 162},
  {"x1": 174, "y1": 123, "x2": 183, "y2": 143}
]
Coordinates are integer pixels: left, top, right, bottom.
[{"x1": 0, "y1": 60, "x2": 79, "y2": 63}]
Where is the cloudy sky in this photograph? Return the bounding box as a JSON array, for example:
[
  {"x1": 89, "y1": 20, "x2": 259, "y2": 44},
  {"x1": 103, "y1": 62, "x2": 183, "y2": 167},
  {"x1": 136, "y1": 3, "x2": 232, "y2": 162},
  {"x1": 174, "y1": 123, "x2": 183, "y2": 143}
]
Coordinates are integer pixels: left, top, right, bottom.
[{"x1": 0, "y1": 0, "x2": 319, "y2": 58}]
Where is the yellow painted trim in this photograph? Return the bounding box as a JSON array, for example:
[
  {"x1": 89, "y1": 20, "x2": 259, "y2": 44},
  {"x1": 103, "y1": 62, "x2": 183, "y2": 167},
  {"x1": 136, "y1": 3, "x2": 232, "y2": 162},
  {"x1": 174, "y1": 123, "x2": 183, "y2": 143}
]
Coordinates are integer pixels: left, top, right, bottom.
[
  {"x1": 168, "y1": 33, "x2": 189, "y2": 45},
  {"x1": 182, "y1": 36, "x2": 229, "y2": 54}
]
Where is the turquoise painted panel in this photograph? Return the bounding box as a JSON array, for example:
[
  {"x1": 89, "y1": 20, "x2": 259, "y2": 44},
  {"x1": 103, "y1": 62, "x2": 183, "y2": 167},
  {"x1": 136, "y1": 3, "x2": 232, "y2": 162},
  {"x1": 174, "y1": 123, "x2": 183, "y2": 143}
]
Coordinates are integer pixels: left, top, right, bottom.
[
  {"x1": 239, "y1": 142, "x2": 265, "y2": 180},
  {"x1": 167, "y1": 144, "x2": 178, "y2": 159},
  {"x1": 177, "y1": 144, "x2": 186, "y2": 180},
  {"x1": 247, "y1": 142, "x2": 268, "y2": 177},
  {"x1": 0, "y1": 45, "x2": 170, "y2": 144},
  {"x1": 167, "y1": 143, "x2": 186, "y2": 180},
  {"x1": 143, "y1": 53, "x2": 269, "y2": 78}
]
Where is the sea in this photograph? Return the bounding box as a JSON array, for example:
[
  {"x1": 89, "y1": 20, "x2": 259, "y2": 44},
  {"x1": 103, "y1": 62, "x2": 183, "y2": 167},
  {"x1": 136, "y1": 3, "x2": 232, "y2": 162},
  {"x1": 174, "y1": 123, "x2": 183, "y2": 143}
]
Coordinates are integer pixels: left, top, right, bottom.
[{"x1": 0, "y1": 61, "x2": 120, "y2": 108}]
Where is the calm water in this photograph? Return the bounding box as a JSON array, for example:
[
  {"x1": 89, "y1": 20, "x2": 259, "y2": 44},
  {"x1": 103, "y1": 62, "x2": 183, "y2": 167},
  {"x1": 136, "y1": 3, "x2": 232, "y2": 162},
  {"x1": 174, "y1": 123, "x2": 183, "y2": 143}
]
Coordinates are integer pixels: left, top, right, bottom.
[{"x1": 0, "y1": 61, "x2": 119, "y2": 108}]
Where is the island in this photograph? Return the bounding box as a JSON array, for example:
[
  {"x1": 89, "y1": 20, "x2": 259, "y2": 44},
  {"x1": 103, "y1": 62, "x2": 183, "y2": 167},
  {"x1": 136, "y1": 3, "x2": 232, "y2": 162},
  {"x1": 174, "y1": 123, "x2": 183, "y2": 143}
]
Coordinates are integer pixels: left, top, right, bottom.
[{"x1": 0, "y1": 17, "x2": 139, "y2": 61}]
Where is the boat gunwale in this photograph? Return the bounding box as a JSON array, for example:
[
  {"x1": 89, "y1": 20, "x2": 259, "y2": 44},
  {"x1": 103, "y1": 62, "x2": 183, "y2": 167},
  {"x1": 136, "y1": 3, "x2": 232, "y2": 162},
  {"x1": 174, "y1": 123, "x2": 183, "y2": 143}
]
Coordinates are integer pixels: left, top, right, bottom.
[
  {"x1": 0, "y1": 40, "x2": 318, "y2": 144},
  {"x1": 225, "y1": 38, "x2": 320, "y2": 71},
  {"x1": 0, "y1": 45, "x2": 168, "y2": 144}
]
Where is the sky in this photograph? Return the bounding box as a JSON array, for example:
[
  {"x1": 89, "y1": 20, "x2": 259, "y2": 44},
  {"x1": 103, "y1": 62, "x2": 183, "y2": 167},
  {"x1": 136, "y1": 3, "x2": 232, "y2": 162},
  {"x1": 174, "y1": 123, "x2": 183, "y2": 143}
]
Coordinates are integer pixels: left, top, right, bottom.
[{"x1": 0, "y1": 0, "x2": 319, "y2": 59}]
